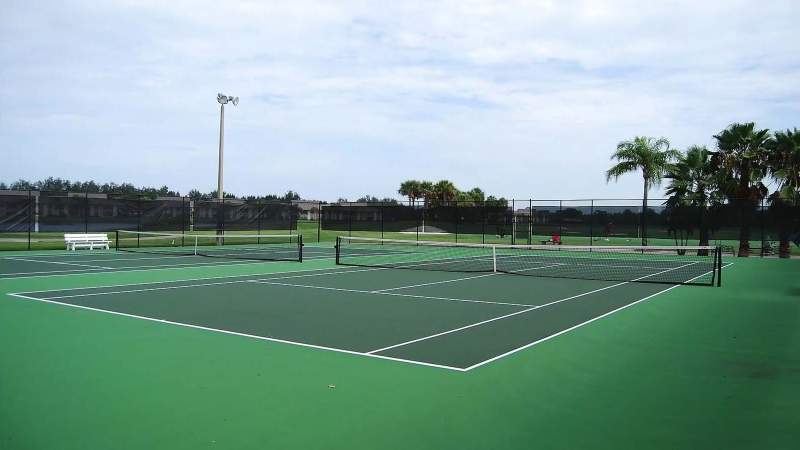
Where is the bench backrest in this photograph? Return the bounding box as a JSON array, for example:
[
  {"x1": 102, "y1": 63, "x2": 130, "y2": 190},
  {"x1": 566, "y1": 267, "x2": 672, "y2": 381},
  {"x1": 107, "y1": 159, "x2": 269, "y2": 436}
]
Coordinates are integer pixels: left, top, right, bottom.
[{"x1": 64, "y1": 233, "x2": 110, "y2": 241}]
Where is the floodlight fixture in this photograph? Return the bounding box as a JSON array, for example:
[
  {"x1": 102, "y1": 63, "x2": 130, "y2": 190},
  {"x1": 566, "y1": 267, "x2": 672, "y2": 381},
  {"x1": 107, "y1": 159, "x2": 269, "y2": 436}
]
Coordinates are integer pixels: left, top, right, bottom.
[
  {"x1": 215, "y1": 92, "x2": 239, "y2": 238},
  {"x1": 217, "y1": 93, "x2": 239, "y2": 106}
]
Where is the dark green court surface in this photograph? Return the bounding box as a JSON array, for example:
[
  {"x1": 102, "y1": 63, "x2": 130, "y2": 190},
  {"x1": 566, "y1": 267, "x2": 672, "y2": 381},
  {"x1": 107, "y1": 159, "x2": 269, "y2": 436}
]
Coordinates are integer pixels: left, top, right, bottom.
[
  {"x1": 8, "y1": 266, "x2": 676, "y2": 370},
  {"x1": 1, "y1": 244, "x2": 798, "y2": 449}
]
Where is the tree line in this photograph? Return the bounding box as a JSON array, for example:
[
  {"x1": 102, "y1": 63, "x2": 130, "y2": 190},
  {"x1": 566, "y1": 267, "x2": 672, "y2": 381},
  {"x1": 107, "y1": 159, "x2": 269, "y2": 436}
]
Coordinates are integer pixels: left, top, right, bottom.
[
  {"x1": 606, "y1": 123, "x2": 799, "y2": 258},
  {"x1": 397, "y1": 180, "x2": 508, "y2": 207},
  {"x1": 0, "y1": 177, "x2": 302, "y2": 202}
]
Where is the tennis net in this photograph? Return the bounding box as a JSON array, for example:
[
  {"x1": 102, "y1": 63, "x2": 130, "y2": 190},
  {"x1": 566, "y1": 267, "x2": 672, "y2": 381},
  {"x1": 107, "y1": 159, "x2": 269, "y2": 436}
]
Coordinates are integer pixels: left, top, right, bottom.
[
  {"x1": 335, "y1": 236, "x2": 721, "y2": 286},
  {"x1": 116, "y1": 230, "x2": 303, "y2": 262}
]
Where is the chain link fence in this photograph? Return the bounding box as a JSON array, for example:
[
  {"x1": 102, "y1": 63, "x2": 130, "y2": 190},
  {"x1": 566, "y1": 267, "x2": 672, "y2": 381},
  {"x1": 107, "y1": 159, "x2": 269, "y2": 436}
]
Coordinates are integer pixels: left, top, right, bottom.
[{"x1": 2, "y1": 190, "x2": 797, "y2": 255}]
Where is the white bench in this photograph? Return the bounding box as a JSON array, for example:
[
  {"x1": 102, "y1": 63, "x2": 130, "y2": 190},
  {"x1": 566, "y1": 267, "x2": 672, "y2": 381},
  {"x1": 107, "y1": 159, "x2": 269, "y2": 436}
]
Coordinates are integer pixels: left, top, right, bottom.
[{"x1": 64, "y1": 233, "x2": 111, "y2": 251}]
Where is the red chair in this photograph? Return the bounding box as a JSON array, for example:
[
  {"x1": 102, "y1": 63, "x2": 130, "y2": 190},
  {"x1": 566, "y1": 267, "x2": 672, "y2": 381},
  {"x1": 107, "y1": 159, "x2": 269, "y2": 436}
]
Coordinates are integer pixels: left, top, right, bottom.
[{"x1": 551, "y1": 234, "x2": 562, "y2": 245}]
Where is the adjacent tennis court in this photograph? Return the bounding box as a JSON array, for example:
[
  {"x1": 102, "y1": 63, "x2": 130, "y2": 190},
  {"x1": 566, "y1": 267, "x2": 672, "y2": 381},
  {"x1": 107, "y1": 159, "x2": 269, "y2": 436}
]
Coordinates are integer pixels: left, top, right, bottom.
[
  {"x1": 4, "y1": 234, "x2": 727, "y2": 370},
  {"x1": 0, "y1": 232, "x2": 326, "y2": 279}
]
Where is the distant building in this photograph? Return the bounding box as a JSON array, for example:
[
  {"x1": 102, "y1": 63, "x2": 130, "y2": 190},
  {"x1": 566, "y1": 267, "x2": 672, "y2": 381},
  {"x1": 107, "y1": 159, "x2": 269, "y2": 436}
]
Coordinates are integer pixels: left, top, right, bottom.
[{"x1": 292, "y1": 200, "x2": 323, "y2": 220}]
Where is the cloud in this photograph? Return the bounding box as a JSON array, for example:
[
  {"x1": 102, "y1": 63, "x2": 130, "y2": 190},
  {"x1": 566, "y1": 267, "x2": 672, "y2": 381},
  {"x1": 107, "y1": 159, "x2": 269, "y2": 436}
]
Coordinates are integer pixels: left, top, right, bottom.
[{"x1": 1, "y1": 0, "x2": 798, "y2": 200}]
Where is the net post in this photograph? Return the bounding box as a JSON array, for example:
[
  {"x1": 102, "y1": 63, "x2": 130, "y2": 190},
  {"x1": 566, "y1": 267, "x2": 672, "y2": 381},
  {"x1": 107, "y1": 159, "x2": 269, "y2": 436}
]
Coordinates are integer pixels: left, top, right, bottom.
[
  {"x1": 492, "y1": 245, "x2": 497, "y2": 273},
  {"x1": 115, "y1": 230, "x2": 119, "y2": 251},
  {"x1": 335, "y1": 236, "x2": 341, "y2": 265},
  {"x1": 716, "y1": 246, "x2": 722, "y2": 287},
  {"x1": 194, "y1": 235, "x2": 199, "y2": 256}
]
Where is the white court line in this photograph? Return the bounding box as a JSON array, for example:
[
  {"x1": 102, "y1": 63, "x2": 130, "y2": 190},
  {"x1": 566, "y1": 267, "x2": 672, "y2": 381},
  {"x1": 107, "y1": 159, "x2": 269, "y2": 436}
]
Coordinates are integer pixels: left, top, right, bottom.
[
  {"x1": 501, "y1": 262, "x2": 566, "y2": 274},
  {"x1": 370, "y1": 273, "x2": 499, "y2": 293},
  {"x1": 4, "y1": 292, "x2": 465, "y2": 372},
  {"x1": 365, "y1": 261, "x2": 700, "y2": 355},
  {"x1": 12, "y1": 266, "x2": 396, "y2": 299},
  {"x1": 462, "y1": 262, "x2": 734, "y2": 371},
  {"x1": 379, "y1": 291, "x2": 526, "y2": 308},
  {"x1": 369, "y1": 262, "x2": 565, "y2": 293},
  {"x1": 5, "y1": 266, "x2": 359, "y2": 295},
  {"x1": 365, "y1": 281, "x2": 629, "y2": 354},
  {"x1": 5, "y1": 256, "x2": 114, "y2": 270},
  {"x1": 248, "y1": 279, "x2": 531, "y2": 308}
]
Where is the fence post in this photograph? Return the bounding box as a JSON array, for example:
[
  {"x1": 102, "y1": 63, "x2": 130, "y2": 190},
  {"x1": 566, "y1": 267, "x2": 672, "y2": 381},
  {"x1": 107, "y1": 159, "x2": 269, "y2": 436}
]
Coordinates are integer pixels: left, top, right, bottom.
[
  {"x1": 416, "y1": 205, "x2": 420, "y2": 242},
  {"x1": 34, "y1": 191, "x2": 39, "y2": 233},
  {"x1": 84, "y1": 191, "x2": 89, "y2": 233},
  {"x1": 528, "y1": 199, "x2": 532, "y2": 245},
  {"x1": 380, "y1": 203, "x2": 384, "y2": 240},
  {"x1": 136, "y1": 195, "x2": 141, "y2": 247},
  {"x1": 27, "y1": 190, "x2": 32, "y2": 250},
  {"x1": 137, "y1": 195, "x2": 142, "y2": 232},
  {"x1": 511, "y1": 199, "x2": 516, "y2": 245},
  {"x1": 317, "y1": 202, "x2": 322, "y2": 242},
  {"x1": 220, "y1": 198, "x2": 226, "y2": 235},
  {"x1": 181, "y1": 197, "x2": 186, "y2": 247},
  {"x1": 348, "y1": 203, "x2": 352, "y2": 237},
  {"x1": 421, "y1": 199, "x2": 426, "y2": 234},
  {"x1": 760, "y1": 197, "x2": 765, "y2": 257},
  {"x1": 641, "y1": 198, "x2": 647, "y2": 246},
  {"x1": 590, "y1": 199, "x2": 594, "y2": 246},
  {"x1": 454, "y1": 201, "x2": 459, "y2": 243},
  {"x1": 256, "y1": 199, "x2": 262, "y2": 237},
  {"x1": 481, "y1": 200, "x2": 486, "y2": 244}
]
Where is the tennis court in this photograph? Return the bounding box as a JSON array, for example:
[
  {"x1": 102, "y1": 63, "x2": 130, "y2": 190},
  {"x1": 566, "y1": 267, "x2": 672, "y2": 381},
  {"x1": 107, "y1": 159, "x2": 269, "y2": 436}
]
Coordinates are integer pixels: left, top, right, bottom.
[
  {"x1": 0, "y1": 232, "x2": 328, "y2": 279},
  {"x1": 5, "y1": 234, "x2": 726, "y2": 370},
  {"x1": 4, "y1": 232, "x2": 799, "y2": 450}
]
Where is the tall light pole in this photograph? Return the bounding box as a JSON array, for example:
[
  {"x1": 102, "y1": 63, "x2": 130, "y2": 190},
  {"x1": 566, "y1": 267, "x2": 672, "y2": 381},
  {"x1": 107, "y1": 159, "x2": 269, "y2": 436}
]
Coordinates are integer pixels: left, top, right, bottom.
[{"x1": 216, "y1": 93, "x2": 238, "y2": 238}]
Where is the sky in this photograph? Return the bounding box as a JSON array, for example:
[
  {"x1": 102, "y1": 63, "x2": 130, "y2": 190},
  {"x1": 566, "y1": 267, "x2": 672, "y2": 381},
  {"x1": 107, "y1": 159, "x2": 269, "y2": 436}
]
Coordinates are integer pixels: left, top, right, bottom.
[{"x1": 1, "y1": 0, "x2": 798, "y2": 202}]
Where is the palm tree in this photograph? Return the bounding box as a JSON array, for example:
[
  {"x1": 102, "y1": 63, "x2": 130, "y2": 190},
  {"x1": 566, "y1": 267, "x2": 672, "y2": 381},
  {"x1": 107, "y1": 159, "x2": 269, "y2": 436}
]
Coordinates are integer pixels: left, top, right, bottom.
[
  {"x1": 432, "y1": 180, "x2": 459, "y2": 206},
  {"x1": 665, "y1": 146, "x2": 720, "y2": 254},
  {"x1": 418, "y1": 181, "x2": 434, "y2": 205},
  {"x1": 711, "y1": 123, "x2": 772, "y2": 257},
  {"x1": 606, "y1": 136, "x2": 679, "y2": 245},
  {"x1": 766, "y1": 128, "x2": 800, "y2": 258},
  {"x1": 467, "y1": 187, "x2": 485, "y2": 203},
  {"x1": 418, "y1": 180, "x2": 434, "y2": 232},
  {"x1": 398, "y1": 180, "x2": 421, "y2": 205}
]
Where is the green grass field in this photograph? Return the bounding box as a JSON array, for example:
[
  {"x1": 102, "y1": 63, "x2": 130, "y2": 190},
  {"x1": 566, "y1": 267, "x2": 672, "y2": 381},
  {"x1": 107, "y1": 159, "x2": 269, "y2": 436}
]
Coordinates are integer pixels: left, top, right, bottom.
[{"x1": 0, "y1": 243, "x2": 798, "y2": 449}]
